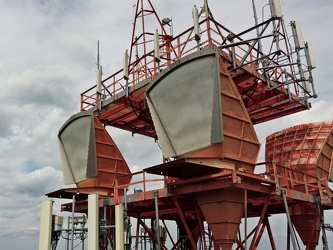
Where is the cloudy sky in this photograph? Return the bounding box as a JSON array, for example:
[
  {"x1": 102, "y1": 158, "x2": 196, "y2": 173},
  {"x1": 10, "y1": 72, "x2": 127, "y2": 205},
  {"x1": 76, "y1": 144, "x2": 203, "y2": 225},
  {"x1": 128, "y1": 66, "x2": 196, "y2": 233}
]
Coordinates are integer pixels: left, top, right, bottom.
[{"x1": 0, "y1": 0, "x2": 332, "y2": 249}]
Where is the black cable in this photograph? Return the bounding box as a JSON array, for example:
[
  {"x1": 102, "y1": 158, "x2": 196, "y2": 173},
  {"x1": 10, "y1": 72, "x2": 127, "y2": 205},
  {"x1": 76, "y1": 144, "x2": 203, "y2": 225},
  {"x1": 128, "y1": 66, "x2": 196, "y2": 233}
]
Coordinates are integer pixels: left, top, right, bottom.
[
  {"x1": 127, "y1": 96, "x2": 153, "y2": 125},
  {"x1": 241, "y1": 80, "x2": 259, "y2": 107}
]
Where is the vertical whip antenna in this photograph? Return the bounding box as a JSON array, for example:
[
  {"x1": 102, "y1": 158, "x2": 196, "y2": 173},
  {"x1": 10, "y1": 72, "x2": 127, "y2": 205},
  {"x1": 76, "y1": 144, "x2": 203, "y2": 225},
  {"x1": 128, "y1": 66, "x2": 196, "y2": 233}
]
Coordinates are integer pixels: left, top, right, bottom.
[
  {"x1": 96, "y1": 40, "x2": 100, "y2": 70},
  {"x1": 96, "y1": 40, "x2": 102, "y2": 109}
]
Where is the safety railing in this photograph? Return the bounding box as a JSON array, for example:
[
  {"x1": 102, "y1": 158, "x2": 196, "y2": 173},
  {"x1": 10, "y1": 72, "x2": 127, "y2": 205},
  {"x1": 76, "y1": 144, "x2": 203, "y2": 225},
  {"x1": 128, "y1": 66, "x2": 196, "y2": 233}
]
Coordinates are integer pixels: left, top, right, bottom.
[
  {"x1": 262, "y1": 162, "x2": 329, "y2": 201},
  {"x1": 114, "y1": 171, "x2": 166, "y2": 200},
  {"x1": 113, "y1": 160, "x2": 330, "y2": 203},
  {"x1": 80, "y1": 16, "x2": 291, "y2": 111}
]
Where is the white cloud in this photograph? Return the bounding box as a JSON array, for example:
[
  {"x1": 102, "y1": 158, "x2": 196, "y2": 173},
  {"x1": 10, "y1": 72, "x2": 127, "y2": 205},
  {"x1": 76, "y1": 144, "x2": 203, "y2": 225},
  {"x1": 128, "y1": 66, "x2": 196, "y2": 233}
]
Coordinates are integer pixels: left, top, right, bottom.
[
  {"x1": 1, "y1": 65, "x2": 77, "y2": 108},
  {"x1": 255, "y1": 100, "x2": 333, "y2": 141},
  {"x1": 108, "y1": 127, "x2": 162, "y2": 168},
  {"x1": 0, "y1": 0, "x2": 332, "y2": 249},
  {"x1": 0, "y1": 166, "x2": 63, "y2": 249},
  {"x1": 3, "y1": 166, "x2": 62, "y2": 197}
]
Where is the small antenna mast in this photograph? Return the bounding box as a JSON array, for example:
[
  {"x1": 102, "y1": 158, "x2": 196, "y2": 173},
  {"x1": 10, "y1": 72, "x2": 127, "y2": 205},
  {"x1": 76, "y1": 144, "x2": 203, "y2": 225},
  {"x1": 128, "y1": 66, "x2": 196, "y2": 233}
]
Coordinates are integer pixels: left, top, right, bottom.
[
  {"x1": 203, "y1": 0, "x2": 209, "y2": 18},
  {"x1": 96, "y1": 40, "x2": 103, "y2": 109},
  {"x1": 132, "y1": 0, "x2": 137, "y2": 25},
  {"x1": 97, "y1": 40, "x2": 100, "y2": 70}
]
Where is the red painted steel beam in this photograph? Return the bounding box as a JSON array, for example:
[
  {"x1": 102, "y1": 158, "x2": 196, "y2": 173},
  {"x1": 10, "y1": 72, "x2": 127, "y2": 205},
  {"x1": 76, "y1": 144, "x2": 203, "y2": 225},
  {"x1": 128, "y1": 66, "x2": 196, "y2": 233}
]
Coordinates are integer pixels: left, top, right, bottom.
[
  {"x1": 138, "y1": 218, "x2": 168, "y2": 250},
  {"x1": 171, "y1": 176, "x2": 274, "y2": 196},
  {"x1": 249, "y1": 198, "x2": 269, "y2": 250},
  {"x1": 235, "y1": 239, "x2": 246, "y2": 250},
  {"x1": 235, "y1": 226, "x2": 257, "y2": 250},
  {"x1": 161, "y1": 220, "x2": 176, "y2": 247},
  {"x1": 253, "y1": 217, "x2": 268, "y2": 249},
  {"x1": 105, "y1": 109, "x2": 138, "y2": 124},
  {"x1": 251, "y1": 104, "x2": 307, "y2": 124},
  {"x1": 172, "y1": 197, "x2": 198, "y2": 249},
  {"x1": 195, "y1": 204, "x2": 207, "y2": 250},
  {"x1": 135, "y1": 219, "x2": 140, "y2": 250},
  {"x1": 172, "y1": 178, "x2": 233, "y2": 195},
  {"x1": 99, "y1": 103, "x2": 127, "y2": 120},
  {"x1": 266, "y1": 217, "x2": 277, "y2": 250},
  {"x1": 246, "y1": 91, "x2": 289, "y2": 111}
]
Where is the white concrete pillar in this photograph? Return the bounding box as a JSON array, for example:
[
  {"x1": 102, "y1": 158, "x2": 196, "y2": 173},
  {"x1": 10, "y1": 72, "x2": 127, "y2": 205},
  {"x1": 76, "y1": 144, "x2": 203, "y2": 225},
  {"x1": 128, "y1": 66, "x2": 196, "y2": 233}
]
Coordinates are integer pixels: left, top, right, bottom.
[
  {"x1": 88, "y1": 194, "x2": 99, "y2": 250},
  {"x1": 115, "y1": 204, "x2": 125, "y2": 250},
  {"x1": 38, "y1": 200, "x2": 53, "y2": 250}
]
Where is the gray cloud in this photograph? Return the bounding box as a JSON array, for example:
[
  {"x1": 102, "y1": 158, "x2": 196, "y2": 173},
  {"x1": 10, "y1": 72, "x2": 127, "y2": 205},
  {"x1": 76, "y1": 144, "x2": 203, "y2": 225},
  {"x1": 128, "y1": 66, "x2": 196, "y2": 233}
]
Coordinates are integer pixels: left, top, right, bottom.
[
  {"x1": 2, "y1": 166, "x2": 62, "y2": 198},
  {"x1": 0, "y1": 1, "x2": 332, "y2": 250},
  {"x1": 0, "y1": 166, "x2": 63, "y2": 248},
  {"x1": 108, "y1": 127, "x2": 163, "y2": 169},
  {"x1": 1, "y1": 65, "x2": 77, "y2": 109},
  {"x1": 0, "y1": 108, "x2": 14, "y2": 138}
]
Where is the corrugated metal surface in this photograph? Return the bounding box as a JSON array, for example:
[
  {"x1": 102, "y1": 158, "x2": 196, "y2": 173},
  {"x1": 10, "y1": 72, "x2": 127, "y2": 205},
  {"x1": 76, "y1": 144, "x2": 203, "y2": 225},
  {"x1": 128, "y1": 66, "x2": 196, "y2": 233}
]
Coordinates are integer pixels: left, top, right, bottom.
[
  {"x1": 58, "y1": 111, "x2": 131, "y2": 189},
  {"x1": 146, "y1": 48, "x2": 223, "y2": 158},
  {"x1": 265, "y1": 121, "x2": 333, "y2": 182}
]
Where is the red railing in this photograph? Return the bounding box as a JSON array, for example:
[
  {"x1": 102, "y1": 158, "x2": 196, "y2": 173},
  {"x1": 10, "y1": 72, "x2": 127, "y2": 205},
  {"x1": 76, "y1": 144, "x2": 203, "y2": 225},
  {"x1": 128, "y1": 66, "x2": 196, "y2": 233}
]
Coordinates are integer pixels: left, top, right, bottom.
[
  {"x1": 259, "y1": 161, "x2": 330, "y2": 202},
  {"x1": 80, "y1": 17, "x2": 290, "y2": 111},
  {"x1": 114, "y1": 171, "x2": 166, "y2": 200}
]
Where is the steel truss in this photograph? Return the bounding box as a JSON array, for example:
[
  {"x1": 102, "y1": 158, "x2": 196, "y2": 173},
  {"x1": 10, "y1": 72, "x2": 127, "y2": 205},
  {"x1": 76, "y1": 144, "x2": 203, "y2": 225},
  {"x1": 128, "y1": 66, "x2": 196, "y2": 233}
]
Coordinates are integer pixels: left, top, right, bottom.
[{"x1": 45, "y1": 1, "x2": 329, "y2": 249}]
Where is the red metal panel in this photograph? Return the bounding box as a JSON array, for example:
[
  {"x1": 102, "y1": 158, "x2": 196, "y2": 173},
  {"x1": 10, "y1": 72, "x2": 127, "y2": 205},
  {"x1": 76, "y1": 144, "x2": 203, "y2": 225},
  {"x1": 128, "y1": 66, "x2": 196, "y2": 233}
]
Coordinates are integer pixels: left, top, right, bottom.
[
  {"x1": 77, "y1": 117, "x2": 132, "y2": 189},
  {"x1": 265, "y1": 122, "x2": 333, "y2": 184},
  {"x1": 182, "y1": 54, "x2": 260, "y2": 174}
]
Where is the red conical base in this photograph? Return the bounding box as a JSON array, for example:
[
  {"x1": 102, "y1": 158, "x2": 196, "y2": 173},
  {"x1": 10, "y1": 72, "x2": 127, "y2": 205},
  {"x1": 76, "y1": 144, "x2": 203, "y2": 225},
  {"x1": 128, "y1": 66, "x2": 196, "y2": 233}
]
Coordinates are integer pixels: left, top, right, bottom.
[
  {"x1": 195, "y1": 187, "x2": 244, "y2": 249},
  {"x1": 290, "y1": 204, "x2": 320, "y2": 250}
]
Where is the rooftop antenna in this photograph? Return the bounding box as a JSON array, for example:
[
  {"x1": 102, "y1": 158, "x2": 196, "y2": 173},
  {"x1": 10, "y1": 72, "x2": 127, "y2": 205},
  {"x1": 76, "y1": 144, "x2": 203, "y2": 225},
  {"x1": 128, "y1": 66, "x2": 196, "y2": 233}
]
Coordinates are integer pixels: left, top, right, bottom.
[
  {"x1": 123, "y1": 49, "x2": 129, "y2": 96},
  {"x1": 269, "y1": 0, "x2": 283, "y2": 18},
  {"x1": 304, "y1": 42, "x2": 317, "y2": 98},
  {"x1": 251, "y1": 0, "x2": 270, "y2": 88},
  {"x1": 305, "y1": 42, "x2": 316, "y2": 69},
  {"x1": 193, "y1": 5, "x2": 201, "y2": 50},
  {"x1": 162, "y1": 17, "x2": 173, "y2": 36},
  {"x1": 269, "y1": 0, "x2": 282, "y2": 53},
  {"x1": 96, "y1": 40, "x2": 102, "y2": 109},
  {"x1": 154, "y1": 29, "x2": 161, "y2": 72},
  {"x1": 203, "y1": 0, "x2": 209, "y2": 18},
  {"x1": 290, "y1": 21, "x2": 306, "y2": 95},
  {"x1": 97, "y1": 40, "x2": 100, "y2": 70}
]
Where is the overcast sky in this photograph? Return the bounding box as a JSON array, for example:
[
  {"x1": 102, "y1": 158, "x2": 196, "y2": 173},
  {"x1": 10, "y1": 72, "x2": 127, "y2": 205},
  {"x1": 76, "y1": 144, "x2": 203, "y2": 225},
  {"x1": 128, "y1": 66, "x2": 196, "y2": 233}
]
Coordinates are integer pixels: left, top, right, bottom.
[{"x1": 0, "y1": 0, "x2": 332, "y2": 249}]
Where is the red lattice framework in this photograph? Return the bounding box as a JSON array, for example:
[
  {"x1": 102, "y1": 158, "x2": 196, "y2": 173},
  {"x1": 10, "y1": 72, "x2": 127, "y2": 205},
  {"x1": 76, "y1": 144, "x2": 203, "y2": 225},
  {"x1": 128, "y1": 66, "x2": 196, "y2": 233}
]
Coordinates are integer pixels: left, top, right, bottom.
[{"x1": 80, "y1": 0, "x2": 315, "y2": 139}]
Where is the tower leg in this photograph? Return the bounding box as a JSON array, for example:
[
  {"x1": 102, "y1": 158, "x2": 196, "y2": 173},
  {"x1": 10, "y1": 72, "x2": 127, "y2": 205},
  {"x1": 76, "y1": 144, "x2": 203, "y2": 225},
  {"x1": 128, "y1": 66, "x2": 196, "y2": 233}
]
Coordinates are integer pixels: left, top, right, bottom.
[
  {"x1": 282, "y1": 189, "x2": 298, "y2": 250},
  {"x1": 316, "y1": 197, "x2": 330, "y2": 250}
]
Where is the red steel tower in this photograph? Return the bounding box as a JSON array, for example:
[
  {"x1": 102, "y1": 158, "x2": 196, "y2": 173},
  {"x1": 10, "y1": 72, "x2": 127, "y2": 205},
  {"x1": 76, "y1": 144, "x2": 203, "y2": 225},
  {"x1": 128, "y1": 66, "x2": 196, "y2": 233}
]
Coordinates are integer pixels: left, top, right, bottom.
[{"x1": 40, "y1": 1, "x2": 333, "y2": 250}]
